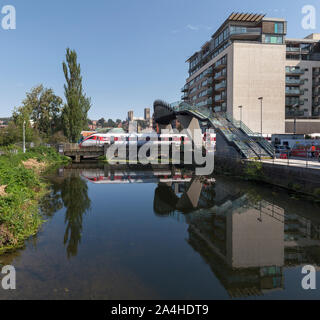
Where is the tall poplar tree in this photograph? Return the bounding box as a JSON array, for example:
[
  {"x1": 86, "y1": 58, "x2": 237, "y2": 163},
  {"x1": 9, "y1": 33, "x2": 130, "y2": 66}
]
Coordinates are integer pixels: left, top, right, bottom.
[{"x1": 62, "y1": 48, "x2": 91, "y2": 142}]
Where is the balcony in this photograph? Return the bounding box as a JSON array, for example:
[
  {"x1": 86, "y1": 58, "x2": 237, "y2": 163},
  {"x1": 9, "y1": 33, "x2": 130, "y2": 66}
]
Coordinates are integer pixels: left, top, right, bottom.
[
  {"x1": 313, "y1": 91, "x2": 320, "y2": 97},
  {"x1": 181, "y1": 84, "x2": 189, "y2": 92},
  {"x1": 215, "y1": 81, "x2": 226, "y2": 91},
  {"x1": 215, "y1": 59, "x2": 227, "y2": 70},
  {"x1": 181, "y1": 93, "x2": 189, "y2": 100},
  {"x1": 286, "y1": 68, "x2": 304, "y2": 75},
  {"x1": 229, "y1": 27, "x2": 261, "y2": 40},
  {"x1": 285, "y1": 88, "x2": 304, "y2": 96},
  {"x1": 195, "y1": 98, "x2": 213, "y2": 108},
  {"x1": 286, "y1": 79, "x2": 304, "y2": 86},
  {"x1": 313, "y1": 81, "x2": 320, "y2": 87},
  {"x1": 286, "y1": 99, "x2": 304, "y2": 106},
  {"x1": 214, "y1": 94, "x2": 226, "y2": 103},
  {"x1": 313, "y1": 101, "x2": 320, "y2": 107},
  {"x1": 203, "y1": 67, "x2": 213, "y2": 77},
  {"x1": 313, "y1": 71, "x2": 320, "y2": 77},
  {"x1": 214, "y1": 69, "x2": 227, "y2": 80},
  {"x1": 206, "y1": 88, "x2": 213, "y2": 96},
  {"x1": 286, "y1": 47, "x2": 300, "y2": 52},
  {"x1": 203, "y1": 78, "x2": 213, "y2": 87}
]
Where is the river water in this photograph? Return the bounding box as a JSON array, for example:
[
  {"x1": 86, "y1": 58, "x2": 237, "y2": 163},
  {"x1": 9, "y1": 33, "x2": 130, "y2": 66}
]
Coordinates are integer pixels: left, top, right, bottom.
[{"x1": 0, "y1": 163, "x2": 320, "y2": 300}]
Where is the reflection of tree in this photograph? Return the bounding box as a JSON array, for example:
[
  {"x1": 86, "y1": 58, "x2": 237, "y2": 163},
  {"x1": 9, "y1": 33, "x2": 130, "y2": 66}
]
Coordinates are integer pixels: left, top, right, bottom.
[
  {"x1": 39, "y1": 184, "x2": 63, "y2": 218},
  {"x1": 60, "y1": 175, "x2": 91, "y2": 258},
  {"x1": 153, "y1": 184, "x2": 178, "y2": 216}
]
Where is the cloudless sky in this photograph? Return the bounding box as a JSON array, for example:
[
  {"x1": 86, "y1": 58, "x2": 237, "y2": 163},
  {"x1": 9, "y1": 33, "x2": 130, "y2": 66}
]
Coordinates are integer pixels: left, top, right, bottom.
[{"x1": 0, "y1": 0, "x2": 318, "y2": 119}]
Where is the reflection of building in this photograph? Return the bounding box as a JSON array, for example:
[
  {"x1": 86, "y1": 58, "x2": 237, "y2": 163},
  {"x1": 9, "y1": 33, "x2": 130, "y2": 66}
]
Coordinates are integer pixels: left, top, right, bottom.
[{"x1": 182, "y1": 180, "x2": 320, "y2": 298}]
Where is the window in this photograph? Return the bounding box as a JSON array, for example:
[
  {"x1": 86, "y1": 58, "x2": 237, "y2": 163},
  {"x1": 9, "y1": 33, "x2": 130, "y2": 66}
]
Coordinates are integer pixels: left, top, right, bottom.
[
  {"x1": 274, "y1": 23, "x2": 284, "y2": 34},
  {"x1": 265, "y1": 35, "x2": 283, "y2": 44}
]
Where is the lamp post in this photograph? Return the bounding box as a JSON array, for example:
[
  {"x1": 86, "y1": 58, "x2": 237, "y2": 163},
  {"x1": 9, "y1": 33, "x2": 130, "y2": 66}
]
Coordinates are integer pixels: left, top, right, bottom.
[
  {"x1": 258, "y1": 97, "x2": 263, "y2": 160},
  {"x1": 238, "y1": 105, "x2": 243, "y2": 129},
  {"x1": 292, "y1": 103, "x2": 299, "y2": 136},
  {"x1": 258, "y1": 97, "x2": 263, "y2": 137},
  {"x1": 23, "y1": 120, "x2": 26, "y2": 154}
]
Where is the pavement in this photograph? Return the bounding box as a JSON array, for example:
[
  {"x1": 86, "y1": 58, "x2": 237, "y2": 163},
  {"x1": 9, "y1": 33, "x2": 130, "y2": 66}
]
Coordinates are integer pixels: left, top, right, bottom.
[{"x1": 260, "y1": 157, "x2": 320, "y2": 170}]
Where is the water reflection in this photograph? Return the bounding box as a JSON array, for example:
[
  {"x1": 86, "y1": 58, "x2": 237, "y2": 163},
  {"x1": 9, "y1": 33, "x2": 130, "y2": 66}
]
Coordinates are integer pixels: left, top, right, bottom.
[
  {"x1": 41, "y1": 172, "x2": 91, "y2": 258},
  {"x1": 182, "y1": 179, "x2": 320, "y2": 298},
  {"x1": 37, "y1": 164, "x2": 320, "y2": 299}
]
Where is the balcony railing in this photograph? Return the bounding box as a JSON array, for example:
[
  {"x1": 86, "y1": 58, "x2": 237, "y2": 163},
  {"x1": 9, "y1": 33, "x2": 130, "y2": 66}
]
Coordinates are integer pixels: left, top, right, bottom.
[
  {"x1": 215, "y1": 59, "x2": 227, "y2": 69},
  {"x1": 214, "y1": 69, "x2": 227, "y2": 80},
  {"x1": 181, "y1": 85, "x2": 189, "y2": 92},
  {"x1": 313, "y1": 101, "x2": 320, "y2": 107},
  {"x1": 286, "y1": 47, "x2": 300, "y2": 52},
  {"x1": 229, "y1": 27, "x2": 261, "y2": 36},
  {"x1": 215, "y1": 82, "x2": 226, "y2": 91},
  {"x1": 313, "y1": 81, "x2": 320, "y2": 87},
  {"x1": 286, "y1": 88, "x2": 304, "y2": 95},
  {"x1": 286, "y1": 68, "x2": 304, "y2": 75},
  {"x1": 203, "y1": 67, "x2": 213, "y2": 77},
  {"x1": 214, "y1": 94, "x2": 226, "y2": 102},
  {"x1": 181, "y1": 93, "x2": 189, "y2": 100},
  {"x1": 286, "y1": 79, "x2": 304, "y2": 85},
  {"x1": 286, "y1": 99, "x2": 304, "y2": 106}
]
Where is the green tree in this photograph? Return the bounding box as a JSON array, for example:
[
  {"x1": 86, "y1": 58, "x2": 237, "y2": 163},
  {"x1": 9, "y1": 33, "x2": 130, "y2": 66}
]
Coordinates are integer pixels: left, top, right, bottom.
[
  {"x1": 62, "y1": 48, "x2": 91, "y2": 142},
  {"x1": 106, "y1": 119, "x2": 116, "y2": 128},
  {"x1": 21, "y1": 85, "x2": 62, "y2": 136},
  {"x1": 97, "y1": 118, "x2": 106, "y2": 128}
]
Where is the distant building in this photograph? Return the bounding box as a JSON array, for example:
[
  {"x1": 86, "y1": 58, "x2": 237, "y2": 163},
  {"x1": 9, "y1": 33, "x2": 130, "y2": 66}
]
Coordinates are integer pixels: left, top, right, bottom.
[
  {"x1": 128, "y1": 111, "x2": 134, "y2": 122},
  {"x1": 144, "y1": 108, "x2": 151, "y2": 121}
]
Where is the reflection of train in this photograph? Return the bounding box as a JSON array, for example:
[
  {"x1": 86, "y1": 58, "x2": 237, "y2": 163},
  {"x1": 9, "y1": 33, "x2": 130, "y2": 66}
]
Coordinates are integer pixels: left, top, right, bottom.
[
  {"x1": 80, "y1": 169, "x2": 196, "y2": 184},
  {"x1": 79, "y1": 132, "x2": 216, "y2": 149}
]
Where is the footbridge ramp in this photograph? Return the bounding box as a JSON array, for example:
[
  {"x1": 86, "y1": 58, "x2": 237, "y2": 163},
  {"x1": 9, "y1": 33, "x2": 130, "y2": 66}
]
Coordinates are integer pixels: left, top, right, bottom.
[{"x1": 153, "y1": 100, "x2": 274, "y2": 160}]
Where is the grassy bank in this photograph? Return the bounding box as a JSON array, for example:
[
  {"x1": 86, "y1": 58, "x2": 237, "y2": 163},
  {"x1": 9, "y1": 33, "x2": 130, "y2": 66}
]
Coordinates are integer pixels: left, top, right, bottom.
[{"x1": 0, "y1": 146, "x2": 69, "y2": 254}]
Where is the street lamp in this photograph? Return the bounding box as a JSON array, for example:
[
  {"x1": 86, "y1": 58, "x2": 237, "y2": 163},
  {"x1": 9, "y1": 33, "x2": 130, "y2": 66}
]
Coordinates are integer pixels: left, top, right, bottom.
[
  {"x1": 258, "y1": 97, "x2": 263, "y2": 137},
  {"x1": 292, "y1": 103, "x2": 299, "y2": 136},
  {"x1": 238, "y1": 105, "x2": 243, "y2": 129},
  {"x1": 258, "y1": 97, "x2": 263, "y2": 160},
  {"x1": 23, "y1": 120, "x2": 26, "y2": 154}
]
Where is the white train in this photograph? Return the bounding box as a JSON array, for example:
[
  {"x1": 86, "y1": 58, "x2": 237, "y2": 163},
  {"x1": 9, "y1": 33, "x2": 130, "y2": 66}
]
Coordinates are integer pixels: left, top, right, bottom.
[{"x1": 79, "y1": 132, "x2": 216, "y2": 149}]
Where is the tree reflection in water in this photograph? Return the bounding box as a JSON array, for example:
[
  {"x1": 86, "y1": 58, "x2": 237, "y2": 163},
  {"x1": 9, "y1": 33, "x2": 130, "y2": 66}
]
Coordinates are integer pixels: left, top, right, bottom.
[
  {"x1": 60, "y1": 174, "x2": 91, "y2": 258},
  {"x1": 40, "y1": 173, "x2": 91, "y2": 258}
]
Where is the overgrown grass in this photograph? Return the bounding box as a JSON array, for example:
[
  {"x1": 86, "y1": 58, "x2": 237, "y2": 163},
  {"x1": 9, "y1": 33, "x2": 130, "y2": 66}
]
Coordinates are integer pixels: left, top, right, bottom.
[{"x1": 0, "y1": 146, "x2": 69, "y2": 254}]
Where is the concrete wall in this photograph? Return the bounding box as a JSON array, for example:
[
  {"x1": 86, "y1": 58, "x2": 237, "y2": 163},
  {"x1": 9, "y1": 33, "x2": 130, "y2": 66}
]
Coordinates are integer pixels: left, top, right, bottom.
[
  {"x1": 286, "y1": 119, "x2": 320, "y2": 134},
  {"x1": 231, "y1": 42, "x2": 286, "y2": 134}
]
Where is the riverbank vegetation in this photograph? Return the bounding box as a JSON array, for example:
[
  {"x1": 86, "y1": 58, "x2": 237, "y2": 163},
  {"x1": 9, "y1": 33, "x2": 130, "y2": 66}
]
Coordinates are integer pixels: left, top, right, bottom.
[{"x1": 0, "y1": 146, "x2": 69, "y2": 254}]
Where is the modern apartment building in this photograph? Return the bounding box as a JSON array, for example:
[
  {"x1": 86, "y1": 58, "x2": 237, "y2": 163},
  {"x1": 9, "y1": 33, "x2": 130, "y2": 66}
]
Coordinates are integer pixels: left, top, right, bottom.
[{"x1": 182, "y1": 13, "x2": 320, "y2": 134}]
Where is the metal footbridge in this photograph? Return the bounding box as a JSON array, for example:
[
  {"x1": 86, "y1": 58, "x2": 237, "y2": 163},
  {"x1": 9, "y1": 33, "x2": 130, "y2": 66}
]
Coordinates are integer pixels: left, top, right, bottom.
[{"x1": 154, "y1": 100, "x2": 274, "y2": 160}]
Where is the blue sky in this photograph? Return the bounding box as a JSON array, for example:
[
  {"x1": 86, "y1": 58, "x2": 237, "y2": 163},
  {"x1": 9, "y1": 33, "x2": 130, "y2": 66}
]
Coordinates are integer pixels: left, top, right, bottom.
[{"x1": 0, "y1": 0, "x2": 318, "y2": 120}]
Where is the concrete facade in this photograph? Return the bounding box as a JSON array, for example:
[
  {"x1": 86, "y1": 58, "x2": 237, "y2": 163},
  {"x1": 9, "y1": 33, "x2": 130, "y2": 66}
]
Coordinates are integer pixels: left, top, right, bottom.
[{"x1": 232, "y1": 42, "x2": 286, "y2": 134}]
